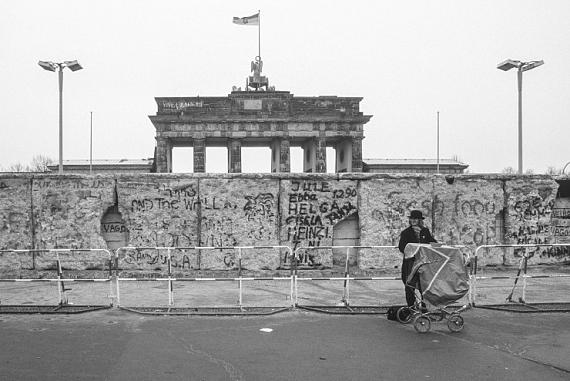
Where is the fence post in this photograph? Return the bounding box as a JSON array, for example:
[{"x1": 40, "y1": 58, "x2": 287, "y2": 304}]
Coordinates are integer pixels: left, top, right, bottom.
[
  {"x1": 470, "y1": 249, "x2": 479, "y2": 306},
  {"x1": 342, "y1": 247, "x2": 351, "y2": 305},
  {"x1": 55, "y1": 250, "x2": 68, "y2": 305},
  {"x1": 288, "y1": 247, "x2": 295, "y2": 308},
  {"x1": 107, "y1": 250, "x2": 115, "y2": 306},
  {"x1": 521, "y1": 255, "x2": 529, "y2": 303},
  {"x1": 115, "y1": 249, "x2": 121, "y2": 307},
  {"x1": 168, "y1": 248, "x2": 174, "y2": 306}
]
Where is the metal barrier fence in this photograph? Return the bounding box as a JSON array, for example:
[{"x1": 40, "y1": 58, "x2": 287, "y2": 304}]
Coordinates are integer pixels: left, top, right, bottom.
[
  {"x1": 2, "y1": 244, "x2": 570, "y2": 311},
  {"x1": 293, "y1": 245, "x2": 402, "y2": 306},
  {"x1": 0, "y1": 249, "x2": 114, "y2": 306},
  {"x1": 114, "y1": 246, "x2": 294, "y2": 308},
  {"x1": 473, "y1": 244, "x2": 570, "y2": 305}
]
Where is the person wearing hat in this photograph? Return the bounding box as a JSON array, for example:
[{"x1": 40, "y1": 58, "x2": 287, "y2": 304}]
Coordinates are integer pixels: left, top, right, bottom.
[{"x1": 398, "y1": 210, "x2": 437, "y2": 307}]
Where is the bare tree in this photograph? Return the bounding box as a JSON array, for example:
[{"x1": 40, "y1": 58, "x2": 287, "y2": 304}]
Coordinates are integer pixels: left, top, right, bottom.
[
  {"x1": 546, "y1": 166, "x2": 562, "y2": 175},
  {"x1": 6, "y1": 163, "x2": 29, "y2": 172},
  {"x1": 30, "y1": 155, "x2": 54, "y2": 172},
  {"x1": 2, "y1": 155, "x2": 55, "y2": 172},
  {"x1": 502, "y1": 167, "x2": 516, "y2": 174}
]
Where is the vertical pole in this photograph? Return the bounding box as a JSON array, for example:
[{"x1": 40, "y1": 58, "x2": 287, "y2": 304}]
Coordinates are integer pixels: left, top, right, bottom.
[
  {"x1": 289, "y1": 274, "x2": 297, "y2": 308},
  {"x1": 57, "y1": 258, "x2": 63, "y2": 305},
  {"x1": 342, "y1": 247, "x2": 350, "y2": 305},
  {"x1": 238, "y1": 248, "x2": 242, "y2": 277},
  {"x1": 58, "y1": 65, "x2": 64, "y2": 175},
  {"x1": 521, "y1": 255, "x2": 528, "y2": 303},
  {"x1": 517, "y1": 67, "x2": 523, "y2": 175},
  {"x1": 108, "y1": 251, "x2": 114, "y2": 306},
  {"x1": 258, "y1": 10, "x2": 261, "y2": 59},
  {"x1": 115, "y1": 249, "x2": 121, "y2": 307},
  {"x1": 238, "y1": 248, "x2": 243, "y2": 307},
  {"x1": 293, "y1": 248, "x2": 298, "y2": 306},
  {"x1": 90, "y1": 111, "x2": 93, "y2": 175},
  {"x1": 471, "y1": 253, "x2": 479, "y2": 306},
  {"x1": 168, "y1": 248, "x2": 173, "y2": 306},
  {"x1": 436, "y1": 111, "x2": 440, "y2": 174},
  {"x1": 238, "y1": 278, "x2": 243, "y2": 307}
]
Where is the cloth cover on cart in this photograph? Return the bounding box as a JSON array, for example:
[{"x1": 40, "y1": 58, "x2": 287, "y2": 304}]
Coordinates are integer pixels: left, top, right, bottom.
[{"x1": 404, "y1": 243, "x2": 469, "y2": 308}]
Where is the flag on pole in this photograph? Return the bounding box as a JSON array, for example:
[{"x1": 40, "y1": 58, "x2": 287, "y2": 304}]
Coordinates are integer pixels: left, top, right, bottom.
[{"x1": 233, "y1": 13, "x2": 259, "y2": 26}]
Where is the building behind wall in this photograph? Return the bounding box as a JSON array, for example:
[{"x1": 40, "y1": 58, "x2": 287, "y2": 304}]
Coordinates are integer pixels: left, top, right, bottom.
[
  {"x1": 363, "y1": 158, "x2": 469, "y2": 174},
  {"x1": 47, "y1": 159, "x2": 153, "y2": 174}
]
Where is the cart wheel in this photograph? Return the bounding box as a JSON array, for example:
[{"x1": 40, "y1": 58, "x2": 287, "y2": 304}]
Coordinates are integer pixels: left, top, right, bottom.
[
  {"x1": 396, "y1": 307, "x2": 413, "y2": 324},
  {"x1": 413, "y1": 315, "x2": 431, "y2": 333},
  {"x1": 447, "y1": 314, "x2": 464, "y2": 333}
]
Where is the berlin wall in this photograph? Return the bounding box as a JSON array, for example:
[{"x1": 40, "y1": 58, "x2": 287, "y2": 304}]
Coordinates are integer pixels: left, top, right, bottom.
[{"x1": 0, "y1": 173, "x2": 569, "y2": 275}]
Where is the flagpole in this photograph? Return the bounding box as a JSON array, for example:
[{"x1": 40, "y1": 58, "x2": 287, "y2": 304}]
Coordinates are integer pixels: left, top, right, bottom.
[{"x1": 258, "y1": 10, "x2": 261, "y2": 59}]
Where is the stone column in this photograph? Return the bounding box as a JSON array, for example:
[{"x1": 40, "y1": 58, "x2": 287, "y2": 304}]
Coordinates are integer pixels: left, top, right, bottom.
[
  {"x1": 271, "y1": 138, "x2": 290, "y2": 173},
  {"x1": 193, "y1": 139, "x2": 206, "y2": 173},
  {"x1": 351, "y1": 137, "x2": 363, "y2": 172},
  {"x1": 166, "y1": 144, "x2": 173, "y2": 173},
  {"x1": 155, "y1": 137, "x2": 170, "y2": 173},
  {"x1": 227, "y1": 139, "x2": 242, "y2": 173},
  {"x1": 315, "y1": 138, "x2": 327, "y2": 173}
]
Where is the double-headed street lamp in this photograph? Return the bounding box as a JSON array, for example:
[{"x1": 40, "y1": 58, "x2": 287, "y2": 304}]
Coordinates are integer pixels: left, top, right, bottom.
[
  {"x1": 38, "y1": 60, "x2": 83, "y2": 175},
  {"x1": 497, "y1": 59, "x2": 544, "y2": 175}
]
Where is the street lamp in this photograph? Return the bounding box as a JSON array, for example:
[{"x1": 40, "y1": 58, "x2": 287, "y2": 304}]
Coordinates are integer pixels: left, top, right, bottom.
[
  {"x1": 497, "y1": 59, "x2": 544, "y2": 175},
  {"x1": 38, "y1": 60, "x2": 83, "y2": 175}
]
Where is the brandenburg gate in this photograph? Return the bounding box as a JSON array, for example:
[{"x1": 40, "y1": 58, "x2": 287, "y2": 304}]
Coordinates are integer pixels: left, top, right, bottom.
[{"x1": 149, "y1": 60, "x2": 372, "y2": 173}]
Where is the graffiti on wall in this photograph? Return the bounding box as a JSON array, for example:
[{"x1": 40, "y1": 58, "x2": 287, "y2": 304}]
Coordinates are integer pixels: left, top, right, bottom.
[
  {"x1": 123, "y1": 182, "x2": 199, "y2": 248},
  {"x1": 199, "y1": 183, "x2": 278, "y2": 270},
  {"x1": 370, "y1": 191, "x2": 429, "y2": 244},
  {"x1": 243, "y1": 193, "x2": 275, "y2": 241},
  {"x1": 440, "y1": 195, "x2": 503, "y2": 247},
  {"x1": 284, "y1": 180, "x2": 357, "y2": 267},
  {"x1": 505, "y1": 187, "x2": 560, "y2": 261},
  {"x1": 544, "y1": 199, "x2": 570, "y2": 259},
  {"x1": 367, "y1": 185, "x2": 504, "y2": 250},
  {"x1": 122, "y1": 249, "x2": 195, "y2": 270}
]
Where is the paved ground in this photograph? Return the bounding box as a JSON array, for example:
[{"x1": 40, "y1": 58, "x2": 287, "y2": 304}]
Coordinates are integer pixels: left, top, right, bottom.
[
  {"x1": 1, "y1": 308, "x2": 569, "y2": 380},
  {"x1": 1, "y1": 266, "x2": 570, "y2": 380}
]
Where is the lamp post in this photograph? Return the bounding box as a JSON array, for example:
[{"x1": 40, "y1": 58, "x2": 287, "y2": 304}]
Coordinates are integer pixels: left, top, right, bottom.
[
  {"x1": 38, "y1": 60, "x2": 83, "y2": 175},
  {"x1": 497, "y1": 59, "x2": 543, "y2": 175}
]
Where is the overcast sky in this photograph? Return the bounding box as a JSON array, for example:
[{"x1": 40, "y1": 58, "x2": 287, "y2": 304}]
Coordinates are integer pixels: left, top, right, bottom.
[{"x1": 1, "y1": 0, "x2": 569, "y2": 174}]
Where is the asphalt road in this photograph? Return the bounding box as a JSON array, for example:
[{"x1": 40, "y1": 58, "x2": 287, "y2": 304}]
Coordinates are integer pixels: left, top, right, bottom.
[{"x1": 1, "y1": 308, "x2": 569, "y2": 381}]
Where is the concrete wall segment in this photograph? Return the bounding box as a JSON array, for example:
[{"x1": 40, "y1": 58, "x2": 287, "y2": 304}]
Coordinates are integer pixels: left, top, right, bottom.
[
  {"x1": 0, "y1": 175, "x2": 33, "y2": 251},
  {"x1": 116, "y1": 175, "x2": 200, "y2": 271},
  {"x1": 0, "y1": 173, "x2": 569, "y2": 274},
  {"x1": 199, "y1": 177, "x2": 279, "y2": 270},
  {"x1": 31, "y1": 175, "x2": 114, "y2": 251}
]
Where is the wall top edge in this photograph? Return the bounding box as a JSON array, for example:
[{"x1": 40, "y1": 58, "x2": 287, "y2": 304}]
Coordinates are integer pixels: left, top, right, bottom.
[{"x1": 1, "y1": 173, "x2": 568, "y2": 181}]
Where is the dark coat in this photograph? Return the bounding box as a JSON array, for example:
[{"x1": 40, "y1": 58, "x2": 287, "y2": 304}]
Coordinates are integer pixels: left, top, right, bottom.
[{"x1": 398, "y1": 226, "x2": 437, "y2": 283}]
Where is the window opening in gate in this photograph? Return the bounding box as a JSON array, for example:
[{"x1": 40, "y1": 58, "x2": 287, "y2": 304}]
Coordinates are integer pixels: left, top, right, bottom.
[
  {"x1": 206, "y1": 147, "x2": 228, "y2": 173},
  {"x1": 172, "y1": 147, "x2": 194, "y2": 173},
  {"x1": 242, "y1": 147, "x2": 270, "y2": 173},
  {"x1": 326, "y1": 147, "x2": 335, "y2": 173},
  {"x1": 290, "y1": 146, "x2": 303, "y2": 173}
]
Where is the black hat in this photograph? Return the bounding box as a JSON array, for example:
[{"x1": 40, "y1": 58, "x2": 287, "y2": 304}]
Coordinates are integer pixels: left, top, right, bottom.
[{"x1": 408, "y1": 210, "x2": 425, "y2": 220}]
